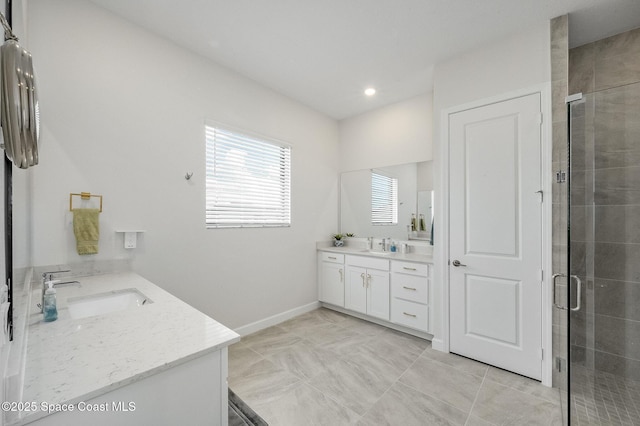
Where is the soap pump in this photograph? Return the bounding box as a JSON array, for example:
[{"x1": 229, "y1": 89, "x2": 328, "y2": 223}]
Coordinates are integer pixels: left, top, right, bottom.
[{"x1": 43, "y1": 281, "x2": 58, "y2": 322}]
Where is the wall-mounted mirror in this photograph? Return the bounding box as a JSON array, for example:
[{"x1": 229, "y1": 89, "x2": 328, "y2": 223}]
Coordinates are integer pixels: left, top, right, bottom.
[
  {"x1": 340, "y1": 161, "x2": 433, "y2": 241},
  {"x1": 415, "y1": 190, "x2": 434, "y2": 241}
]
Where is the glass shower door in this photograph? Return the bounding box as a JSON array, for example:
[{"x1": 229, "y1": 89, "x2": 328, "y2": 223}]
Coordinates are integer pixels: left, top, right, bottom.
[
  {"x1": 567, "y1": 82, "x2": 640, "y2": 425},
  {"x1": 567, "y1": 93, "x2": 592, "y2": 425}
]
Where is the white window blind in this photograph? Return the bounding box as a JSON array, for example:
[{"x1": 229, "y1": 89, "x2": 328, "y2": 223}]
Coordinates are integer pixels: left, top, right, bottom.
[
  {"x1": 205, "y1": 125, "x2": 291, "y2": 228},
  {"x1": 371, "y1": 171, "x2": 398, "y2": 225}
]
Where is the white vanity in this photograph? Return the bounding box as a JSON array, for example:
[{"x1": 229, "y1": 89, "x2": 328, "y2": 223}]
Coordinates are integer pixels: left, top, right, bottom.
[
  {"x1": 318, "y1": 243, "x2": 433, "y2": 337},
  {"x1": 7, "y1": 271, "x2": 239, "y2": 426}
]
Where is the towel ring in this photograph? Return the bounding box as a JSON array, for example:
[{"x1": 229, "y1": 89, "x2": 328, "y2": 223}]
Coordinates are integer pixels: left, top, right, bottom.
[{"x1": 70, "y1": 192, "x2": 103, "y2": 212}]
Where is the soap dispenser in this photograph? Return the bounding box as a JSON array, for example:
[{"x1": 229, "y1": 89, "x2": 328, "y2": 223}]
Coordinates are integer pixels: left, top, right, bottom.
[{"x1": 43, "y1": 281, "x2": 58, "y2": 322}]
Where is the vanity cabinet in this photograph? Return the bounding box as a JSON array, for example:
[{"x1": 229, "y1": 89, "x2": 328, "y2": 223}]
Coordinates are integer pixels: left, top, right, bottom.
[
  {"x1": 317, "y1": 249, "x2": 432, "y2": 337},
  {"x1": 390, "y1": 260, "x2": 430, "y2": 332},
  {"x1": 344, "y1": 255, "x2": 390, "y2": 321},
  {"x1": 319, "y1": 252, "x2": 345, "y2": 307}
]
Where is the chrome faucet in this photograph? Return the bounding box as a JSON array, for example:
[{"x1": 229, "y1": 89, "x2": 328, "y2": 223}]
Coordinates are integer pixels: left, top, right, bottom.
[{"x1": 40, "y1": 270, "x2": 74, "y2": 313}]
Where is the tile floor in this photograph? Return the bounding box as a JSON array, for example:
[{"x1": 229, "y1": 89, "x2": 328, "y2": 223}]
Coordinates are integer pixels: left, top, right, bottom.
[
  {"x1": 228, "y1": 308, "x2": 563, "y2": 425},
  {"x1": 570, "y1": 365, "x2": 640, "y2": 425}
]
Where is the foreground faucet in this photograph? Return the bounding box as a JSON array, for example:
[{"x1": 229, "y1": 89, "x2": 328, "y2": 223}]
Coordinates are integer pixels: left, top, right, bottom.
[{"x1": 39, "y1": 270, "x2": 80, "y2": 313}]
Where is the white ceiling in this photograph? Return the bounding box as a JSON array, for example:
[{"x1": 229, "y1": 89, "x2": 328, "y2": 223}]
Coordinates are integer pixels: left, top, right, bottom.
[{"x1": 88, "y1": 0, "x2": 640, "y2": 120}]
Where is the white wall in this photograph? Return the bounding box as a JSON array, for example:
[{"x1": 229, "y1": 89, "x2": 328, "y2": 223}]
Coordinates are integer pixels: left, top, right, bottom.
[
  {"x1": 338, "y1": 93, "x2": 432, "y2": 172},
  {"x1": 431, "y1": 22, "x2": 551, "y2": 347},
  {"x1": 26, "y1": 0, "x2": 339, "y2": 329}
]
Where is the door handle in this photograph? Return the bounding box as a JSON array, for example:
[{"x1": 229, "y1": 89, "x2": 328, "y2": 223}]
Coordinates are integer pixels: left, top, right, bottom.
[
  {"x1": 570, "y1": 275, "x2": 582, "y2": 312},
  {"x1": 552, "y1": 273, "x2": 566, "y2": 310},
  {"x1": 452, "y1": 260, "x2": 466, "y2": 267}
]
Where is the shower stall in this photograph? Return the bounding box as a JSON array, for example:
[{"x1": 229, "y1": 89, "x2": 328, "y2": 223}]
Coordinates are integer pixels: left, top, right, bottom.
[{"x1": 560, "y1": 29, "x2": 640, "y2": 423}]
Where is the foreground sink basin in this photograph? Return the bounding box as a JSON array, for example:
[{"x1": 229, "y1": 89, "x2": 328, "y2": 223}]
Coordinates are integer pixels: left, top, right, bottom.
[{"x1": 67, "y1": 288, "x2": 152, "y2": 319}]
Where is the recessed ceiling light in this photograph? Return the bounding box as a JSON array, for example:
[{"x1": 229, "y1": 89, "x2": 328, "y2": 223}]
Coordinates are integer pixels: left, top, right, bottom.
[{"x1": 364, "y1": 88, "x2": 376, "y2": 96}]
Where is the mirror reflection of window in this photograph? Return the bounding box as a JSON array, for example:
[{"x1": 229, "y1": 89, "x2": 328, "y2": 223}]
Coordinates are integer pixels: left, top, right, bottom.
[
  {"x1": 371, "y1": 171, "x2": 398, "y2": 225},
  {"x1": 340, "y1": 161, "x2": 431, "y2": 240}
]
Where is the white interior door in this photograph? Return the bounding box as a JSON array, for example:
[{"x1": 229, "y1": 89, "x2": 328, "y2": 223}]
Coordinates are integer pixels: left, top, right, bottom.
[{"x1": 449, "y1": 93, "x2": 543, "y2": 380}]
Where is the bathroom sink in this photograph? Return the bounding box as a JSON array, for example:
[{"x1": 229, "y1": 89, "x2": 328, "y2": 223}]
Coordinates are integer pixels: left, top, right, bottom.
[
  {"x1": 67, "y1": 288, "x2": 152, "y2": 319},
  {"x1": 362, "y1": 250, "x2": 393, "y2": 256}
]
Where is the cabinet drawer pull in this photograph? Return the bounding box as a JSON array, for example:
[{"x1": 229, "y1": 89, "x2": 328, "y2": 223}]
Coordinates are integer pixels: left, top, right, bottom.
[
  {"x1": 339, "y1": 269, "x2": 343, "y2": 282},
  {"x1": 402, "y1": 286, "x2": 417, "y2": 291},
  {"x1": 328, "y1": 256, "x2": 337, "y2": 260},
  {"x1": 361, "y1": 272, "x2": 366, "y2": 287},
  {"x1": 403, "y1": 267, "x2": 417, "y2": 271},
  {"x1": 403, "y1": 312, "x2": 417, "y2": 318}
]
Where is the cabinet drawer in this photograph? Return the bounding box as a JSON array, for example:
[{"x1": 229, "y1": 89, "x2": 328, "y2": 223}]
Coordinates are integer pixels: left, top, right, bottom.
[
  {"x1": 321, "y1": 252, "x2": 344, "y2": 263},
  {"x1": 391, "y1": 298, "x2": 429, "y2": 332},
  {"x1": 391, "y1": 261, "x2": 429, "y2": 277},
  {"x1": 391, "y1": 274, "x2": 428, "y2": 304},
  {"x1": 346, "y1": 255, "x2": 389, "y2": 271}
]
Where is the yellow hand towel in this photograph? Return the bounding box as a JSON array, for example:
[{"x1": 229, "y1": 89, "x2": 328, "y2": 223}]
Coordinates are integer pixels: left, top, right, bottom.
[{"x1": 72, "y1": 208, "x2": 100, "y2": 255}]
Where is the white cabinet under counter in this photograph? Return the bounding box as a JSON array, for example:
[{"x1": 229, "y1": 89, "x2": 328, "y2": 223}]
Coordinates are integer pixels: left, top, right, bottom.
[
  {"x1": 319, "y1": 252, "x2": 345, "y2": 307},
  {"x1": 390, "y1": 260, "x2": 431, "y2": 333},
  {"x1": 317, "y1": 246, "x2": 433, "y2": 339},
  {"x1": 344, "y1": 255, "x2": 390, "y2": 321}
]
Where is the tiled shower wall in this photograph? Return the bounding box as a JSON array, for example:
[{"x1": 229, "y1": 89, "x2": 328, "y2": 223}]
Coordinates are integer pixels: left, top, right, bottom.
[{"x1": 568, "y1": 27, "x2": 640, "y2": 381}]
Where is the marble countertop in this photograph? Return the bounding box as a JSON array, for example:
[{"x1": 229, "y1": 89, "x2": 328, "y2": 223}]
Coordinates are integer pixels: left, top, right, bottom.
[
  {"x1": 13, "y1": 272, "x2": 240, "y2": 425},
  {"x1": 318, "y1": 245, "x2": 433, "y2": 263}
]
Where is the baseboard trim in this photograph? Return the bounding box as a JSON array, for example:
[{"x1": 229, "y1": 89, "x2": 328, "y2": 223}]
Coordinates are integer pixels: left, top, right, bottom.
[
  {"x1": 431, "y1": 338, "x2": 445, "y2": 352},
  {"x1": 234, "y1": 301, "x2": 320, "y2": 336}
]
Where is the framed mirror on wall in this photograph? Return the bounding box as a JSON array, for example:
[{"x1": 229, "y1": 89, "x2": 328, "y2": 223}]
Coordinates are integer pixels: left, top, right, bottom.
[{"x1": 340, "y1": 161, "x2": 433, "y2": 242}]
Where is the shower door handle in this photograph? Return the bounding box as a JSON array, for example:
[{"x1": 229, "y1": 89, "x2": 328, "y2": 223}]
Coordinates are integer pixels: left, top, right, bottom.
[
  {"x1": 570, "y1": 275, "x2": 582, "y2": 312},
  {"x1": 552, "y1": 273, "x2": 566, "y2": 310}
]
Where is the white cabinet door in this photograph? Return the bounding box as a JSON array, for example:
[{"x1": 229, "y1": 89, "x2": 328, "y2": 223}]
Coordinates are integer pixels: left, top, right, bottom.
[
  {"x1": 367, "y1": 269, "x2": 390, "y2": 320},
  {"x1": 345, "y1": 266, "x2": 367, "y2": 314},
  {"x1": 449, "y1": 92, "x2": 542, "y2": 380},
  {"x1": 320, "y1": 262, "x2": 344, "y2": 307}
]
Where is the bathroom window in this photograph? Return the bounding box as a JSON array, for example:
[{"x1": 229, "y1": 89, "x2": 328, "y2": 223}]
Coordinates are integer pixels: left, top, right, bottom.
[
  {"x1": 371, "y1": 171, "x2": 398, "y2": 225},
  {"x1": 205, "y1": 125, "x2": 291, "y2": 228}
]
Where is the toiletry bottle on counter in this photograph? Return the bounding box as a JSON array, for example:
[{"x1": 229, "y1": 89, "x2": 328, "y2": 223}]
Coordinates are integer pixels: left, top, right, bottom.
[{"x1": 43, "y1": 281, "x2": 58, "y2": 322}]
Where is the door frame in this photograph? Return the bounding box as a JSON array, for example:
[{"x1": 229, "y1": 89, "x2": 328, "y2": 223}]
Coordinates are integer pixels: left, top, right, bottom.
[{"x1": 435, "y1": 84, "x2": 553, "y2": 386}]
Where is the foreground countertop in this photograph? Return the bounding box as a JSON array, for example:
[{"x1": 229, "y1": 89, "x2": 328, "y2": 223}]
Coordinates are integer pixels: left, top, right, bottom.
[
  {"x1": 15, "y1": 271, "x2": 240, "y2": 425},
  {"x1": 318, "y1": 245, "x2": 433, "y2": 264}
]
